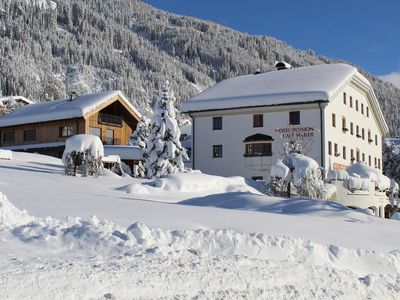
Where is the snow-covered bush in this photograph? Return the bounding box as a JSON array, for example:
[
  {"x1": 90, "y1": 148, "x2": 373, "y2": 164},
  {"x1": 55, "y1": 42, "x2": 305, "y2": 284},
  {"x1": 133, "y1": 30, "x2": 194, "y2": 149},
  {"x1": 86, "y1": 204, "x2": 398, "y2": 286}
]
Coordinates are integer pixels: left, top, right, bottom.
[
  {"x1": 143, "y1": 81, "x2": 188, "y2": 178},
  {"x1": 62, "y1": 134, "x2": 104, "y2": 177},
  {"x1": 0, "y1": 149, "x2": 12, "y2": 160},
  {"x1": 269, "y1": 153, "x2": 332, "y2": 200},
  {"x1": 267, "y1": 159, "x2": 290, "y2": 196}
]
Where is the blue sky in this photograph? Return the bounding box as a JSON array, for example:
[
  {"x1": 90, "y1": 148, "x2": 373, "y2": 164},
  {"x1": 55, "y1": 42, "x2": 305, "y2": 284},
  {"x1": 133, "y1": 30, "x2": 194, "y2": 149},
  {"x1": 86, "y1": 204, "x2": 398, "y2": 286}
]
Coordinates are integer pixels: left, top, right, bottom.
[{"x1": 143, "y1": 0, "x2": 400, "y2": 82}]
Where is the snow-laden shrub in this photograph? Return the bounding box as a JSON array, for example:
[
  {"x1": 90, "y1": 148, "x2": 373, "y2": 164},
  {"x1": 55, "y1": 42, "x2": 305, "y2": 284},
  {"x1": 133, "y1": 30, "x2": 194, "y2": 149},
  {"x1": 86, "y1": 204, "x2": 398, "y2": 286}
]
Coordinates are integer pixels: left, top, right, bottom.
[
  {"x1": 269, "y1": 153, "x2": 332, "y2": 200},
  {"x1": 62, "y1": 134, "x2": 104, "y2": 177},
  {"x1": 0, "y1": 149, "x2": 12, "y2": 160},
  {"x1": 143, "y1": 81, "x2": 188, "y2": 178}
]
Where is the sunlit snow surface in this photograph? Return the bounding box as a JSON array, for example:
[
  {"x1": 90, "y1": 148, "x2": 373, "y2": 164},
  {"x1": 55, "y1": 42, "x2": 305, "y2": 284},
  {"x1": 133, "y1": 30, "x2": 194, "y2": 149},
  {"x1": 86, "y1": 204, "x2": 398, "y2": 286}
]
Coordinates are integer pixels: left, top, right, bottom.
[{"x1": 0, "y1": 152, "x2": 400, "y2": 299}]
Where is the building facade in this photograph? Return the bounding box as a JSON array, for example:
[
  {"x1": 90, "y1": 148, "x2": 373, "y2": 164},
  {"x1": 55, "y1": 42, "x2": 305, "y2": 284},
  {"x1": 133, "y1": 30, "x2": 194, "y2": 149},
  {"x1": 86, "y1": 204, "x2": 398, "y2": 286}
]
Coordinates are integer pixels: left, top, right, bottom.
[
  {"x1": 182, "y1": 63, "x2": 389, "y2": 181},
  {"x1": 0, "y1": 91, "x2": 141, "y2": 158}
]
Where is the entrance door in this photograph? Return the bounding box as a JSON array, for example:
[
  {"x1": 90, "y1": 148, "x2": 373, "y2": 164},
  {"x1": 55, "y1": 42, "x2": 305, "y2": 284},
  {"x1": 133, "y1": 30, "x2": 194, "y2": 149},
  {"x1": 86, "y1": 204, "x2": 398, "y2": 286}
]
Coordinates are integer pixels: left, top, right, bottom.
[{"x1": 105, "y1": 129, "x2": 114, "y2": 145}]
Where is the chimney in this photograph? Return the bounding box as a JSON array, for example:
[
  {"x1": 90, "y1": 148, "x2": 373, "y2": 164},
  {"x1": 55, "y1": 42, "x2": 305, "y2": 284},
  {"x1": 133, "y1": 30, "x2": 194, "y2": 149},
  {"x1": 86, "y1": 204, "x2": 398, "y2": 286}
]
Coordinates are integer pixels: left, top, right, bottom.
[
  {"x1": 274, "y1": 61, "x2": 292, "y2": 70},
  {"x1": 68, "y1": 91, "x2": 78, "y2": 101}
]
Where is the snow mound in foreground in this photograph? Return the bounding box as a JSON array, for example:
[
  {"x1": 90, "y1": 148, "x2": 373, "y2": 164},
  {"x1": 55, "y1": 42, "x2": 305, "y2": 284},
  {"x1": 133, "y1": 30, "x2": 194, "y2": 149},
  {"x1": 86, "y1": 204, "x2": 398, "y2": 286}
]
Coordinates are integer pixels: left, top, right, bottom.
[
  {"x1": 0, "y1": 192, "x2": 34, "y2": 227},
  {"x1": 1, "y1": 195, "x2": 400, "y2": 276},
  {"x1": 152, "y1": 172, "x2": 262, "y2": 194}
]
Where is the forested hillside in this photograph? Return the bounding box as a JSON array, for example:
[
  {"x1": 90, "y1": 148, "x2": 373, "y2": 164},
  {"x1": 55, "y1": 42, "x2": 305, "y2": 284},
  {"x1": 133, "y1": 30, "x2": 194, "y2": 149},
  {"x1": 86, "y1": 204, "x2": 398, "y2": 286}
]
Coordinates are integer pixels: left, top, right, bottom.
[{"x1": 1, "y1": 0, "x2": 400, "y2": 134}]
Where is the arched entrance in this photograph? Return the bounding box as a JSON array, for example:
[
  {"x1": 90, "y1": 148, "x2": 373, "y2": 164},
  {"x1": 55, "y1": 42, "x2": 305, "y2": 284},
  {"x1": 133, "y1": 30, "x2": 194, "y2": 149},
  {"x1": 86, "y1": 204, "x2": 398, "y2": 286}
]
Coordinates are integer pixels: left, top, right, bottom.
[
  {"x1": 368, "y1": 206, "x2": 378, "y2": 217},
  {"x1": 384, "y1": 204, "x2": 393, "y2": 219}
]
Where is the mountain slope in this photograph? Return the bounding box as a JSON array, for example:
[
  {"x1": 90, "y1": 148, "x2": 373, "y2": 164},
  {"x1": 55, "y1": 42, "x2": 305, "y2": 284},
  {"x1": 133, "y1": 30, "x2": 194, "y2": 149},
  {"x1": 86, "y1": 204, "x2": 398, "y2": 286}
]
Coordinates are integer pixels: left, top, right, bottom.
[{"x1": 0, "y1": 0, "x2": 399, "y2": 135}]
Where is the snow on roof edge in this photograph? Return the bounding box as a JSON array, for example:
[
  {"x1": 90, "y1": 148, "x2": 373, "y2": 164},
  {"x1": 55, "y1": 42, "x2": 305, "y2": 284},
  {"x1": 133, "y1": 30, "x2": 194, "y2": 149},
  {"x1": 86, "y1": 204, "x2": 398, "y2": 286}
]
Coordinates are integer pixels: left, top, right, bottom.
[{"x1": 0, "y1": 90, "x2": 141, "y2": 127}]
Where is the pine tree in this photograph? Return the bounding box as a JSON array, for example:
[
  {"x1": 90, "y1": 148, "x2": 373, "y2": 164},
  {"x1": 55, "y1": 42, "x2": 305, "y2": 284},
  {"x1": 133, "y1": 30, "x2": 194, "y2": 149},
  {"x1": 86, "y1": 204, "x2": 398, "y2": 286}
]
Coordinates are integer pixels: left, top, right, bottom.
[
  {"x1": 383, "y1": 140, "x2": 400, "y2": 183},
  {"x1": 130, "y1": 115, "x2": 152, "y2": 177},
  {"x1": 143, "y1": 81, "x2": 188, "y2": 178}
]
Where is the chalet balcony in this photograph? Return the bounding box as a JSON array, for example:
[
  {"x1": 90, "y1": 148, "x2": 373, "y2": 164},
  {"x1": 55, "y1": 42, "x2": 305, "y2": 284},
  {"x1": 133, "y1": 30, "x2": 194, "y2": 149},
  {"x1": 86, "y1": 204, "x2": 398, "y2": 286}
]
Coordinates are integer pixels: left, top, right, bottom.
[
  {"x1": 244, "y1": 154, "x2": 273, "y2": 171},
  {"x1": 98, "y1": 113, "x2": 123, "y2": 127}
]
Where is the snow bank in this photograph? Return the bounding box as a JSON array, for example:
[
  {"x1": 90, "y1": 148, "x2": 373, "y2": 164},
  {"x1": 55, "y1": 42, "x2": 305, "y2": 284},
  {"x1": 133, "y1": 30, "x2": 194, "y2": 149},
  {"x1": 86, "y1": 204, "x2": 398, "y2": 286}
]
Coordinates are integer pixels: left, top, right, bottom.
[
  {"x1": 62, "y1": 134, "x2": 104, "y2": 163},
  {"x1": 327, "y1": 169, "x2": 350, "y2": 182},
  {"x1": 1, "y1": 197, "x2": 399, "y2": 277},
  {"x1": 283, "y1": 153, "x2": 320, "y2": 186},
  {"x1": 151, "y1": 172, "x2": 261, "y2": 194},
  {"x1": 0, "y1": 192, "x2": 34, "y2": 227},
  {"x1": 271, "y1": 159, "x2": 290, "y2": 180},
  {"x1": 347, "y1": 163, "x2": 391, "y2": 191},
  {"x1": 0, "y1": 149, "x2": 12, "y2": 160}
]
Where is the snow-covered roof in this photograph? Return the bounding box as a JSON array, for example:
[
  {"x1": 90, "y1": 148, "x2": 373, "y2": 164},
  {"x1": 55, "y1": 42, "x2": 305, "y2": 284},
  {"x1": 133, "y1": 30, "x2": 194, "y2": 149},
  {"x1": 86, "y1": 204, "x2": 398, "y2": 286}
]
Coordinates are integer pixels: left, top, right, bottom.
[
  {"x1": 182, "y1": 63, "x2": 368, "y2": 112},
  {"x1": 0, "y1": 91, "x2": 141, "y2": 127},
  {"x1": 103, "y1": 145, "x2": 143, "y2": 160}
]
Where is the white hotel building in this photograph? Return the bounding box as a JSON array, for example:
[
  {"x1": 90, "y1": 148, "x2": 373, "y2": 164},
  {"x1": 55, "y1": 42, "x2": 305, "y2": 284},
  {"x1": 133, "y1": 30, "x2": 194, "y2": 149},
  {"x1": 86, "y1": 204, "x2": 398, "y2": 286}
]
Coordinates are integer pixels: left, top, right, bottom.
[{"x1": 182, "y1": 63, "x2": 389, "y2": 181}]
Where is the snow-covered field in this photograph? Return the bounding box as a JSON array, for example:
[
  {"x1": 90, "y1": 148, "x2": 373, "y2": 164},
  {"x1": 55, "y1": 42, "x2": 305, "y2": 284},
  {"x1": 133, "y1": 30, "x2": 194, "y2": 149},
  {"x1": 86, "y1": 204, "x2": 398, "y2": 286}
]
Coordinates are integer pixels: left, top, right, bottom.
[{"x1": 1, "y1": 152, "x2": 400, "y2": 299}]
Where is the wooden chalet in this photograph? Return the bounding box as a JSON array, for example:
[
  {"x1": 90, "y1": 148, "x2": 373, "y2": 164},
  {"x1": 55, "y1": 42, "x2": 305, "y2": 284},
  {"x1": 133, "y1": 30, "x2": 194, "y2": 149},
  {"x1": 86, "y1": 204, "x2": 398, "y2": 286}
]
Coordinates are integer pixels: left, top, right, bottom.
[{"x1": 0, "y1": 91, "x2": 141, "y2": 158}]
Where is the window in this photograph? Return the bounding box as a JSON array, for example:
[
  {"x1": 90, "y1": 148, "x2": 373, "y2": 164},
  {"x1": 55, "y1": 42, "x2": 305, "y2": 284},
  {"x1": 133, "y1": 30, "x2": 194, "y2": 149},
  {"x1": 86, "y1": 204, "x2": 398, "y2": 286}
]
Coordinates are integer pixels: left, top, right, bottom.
[
  {"x1": 212, "y1": 117, "x2": 222, "y2": 130},
  {"x1": 328, "y1": 141, "x2": 332, "y2": 155},
  {"x1": 342, "y1": 117, "x2": 347, "y2": 131},
  {"x1": 350, "y1": 122, "x2": 354, "y2": 135},
  {"x1": 362, "y1": 153, "x2": 365, "y2": 162},
  {"x1": 289, "y1": 111, "x2": 300, "y2": 125},
  {"x1": 343, "y1": 92, "x2": 347, "y2": 104},
  {"x1": 350, "y1": 96, "x2": 353, "y2": 108},
  {"x1": 378, "y1": 159, "x2": 381, "y2": 170},
  {"x1": 2, "y1": 131, "x2": 15, "y2": 143},
  {"x1": 362, "y1": 128, "x2": 365, "y2": 140},
  {"x1": 356, "y1": 150, "x2": 360, "y2": 162},
  {"x1": 245, "y1": 142, "x2": 272, "y2": 157},
  {"x1": 356, "y1": 125, "x2": 360, "y2": 137},
  {"x1": 332, "y1": 113, "x2": 336, "y2": 127},
  {"x1": 105, "y1": 129, "x2": 114, "y2": 145},
  {"x1": 361, "y1": 103, "x2": 364, "y2": 115},
  {"x1": 356, "y1": 100, "x2": 359, "y2": 111},
  {"x1": 89, "y1": 127, "x2": 101, "y2": 139},
  {"x1": 59, "y1": 126, "x2": 74, "y2": 137},
  {"x1": 368, "y1": 155, "x2": 371, "y2": 166},
  {"x1": 368, "y1": 130, "x2": 372, "y2": 142},
  {"x1": 351, "y1": 149, "x2": 354, "y2": 161},
  {"x1": 366, "y1": 107, "x2": 369, "y2": 117},
  {"x1": 375, "y1": 134, "x2": 378, "y2": 146},
  {"x1": 374, "y1": 157, "x2": 377, "y2": 167},
  {"x1": 253, "y1": 114, "x2": 263, "y2": 127},
  {"x1": 334, "y1": 143, "x2": 339, "y2": 156},
  {"x1": 23, "y1": 129, "x2": 36, "y2": 142},
  {"x1": 213, "y1": 145, "x2": 223, "y2": 158},
  {"x1": 343, "y1": 146, "x2": 347, "y2": 159}
]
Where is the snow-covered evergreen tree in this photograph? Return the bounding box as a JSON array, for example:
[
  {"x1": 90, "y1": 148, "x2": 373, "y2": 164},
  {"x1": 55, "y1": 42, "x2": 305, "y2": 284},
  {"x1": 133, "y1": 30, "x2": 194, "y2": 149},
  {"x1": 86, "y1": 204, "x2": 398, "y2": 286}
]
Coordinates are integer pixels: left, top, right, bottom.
[
  {"x1": 383, "y1": 140, "x2": 400, "y2": 183},
  {"x1": 130, "y1": 116, "x2": 152, "y2": 148},
  {"x1": 143, "y1": 81, "x2": 188, "y2": 178},
  {"x1": 130, "y1": 115, "x2": 152, "y2": 177}
]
